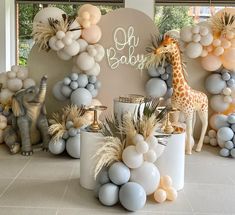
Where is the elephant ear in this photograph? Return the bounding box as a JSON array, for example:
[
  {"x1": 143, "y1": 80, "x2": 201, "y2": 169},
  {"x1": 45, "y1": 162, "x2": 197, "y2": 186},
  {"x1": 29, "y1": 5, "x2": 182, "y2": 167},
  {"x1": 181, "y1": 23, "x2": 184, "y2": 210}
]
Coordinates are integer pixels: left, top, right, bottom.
[{"x1": 12, "y1": 96, "x2": 25, "y2": 117}]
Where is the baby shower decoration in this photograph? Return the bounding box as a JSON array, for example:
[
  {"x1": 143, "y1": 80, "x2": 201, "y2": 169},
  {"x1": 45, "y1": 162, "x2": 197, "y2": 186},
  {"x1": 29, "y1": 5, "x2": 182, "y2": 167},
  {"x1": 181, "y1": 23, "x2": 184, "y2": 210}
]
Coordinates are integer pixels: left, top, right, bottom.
[
  {"x1": 145, "y1": 35, "x2": 208, "y2": 155},
  {"x1": 91, "y1": 99, "x2": 179, "y2": 211},
  {"x1": 32, "y1": 4, "x2": 105, "y2": 109}
]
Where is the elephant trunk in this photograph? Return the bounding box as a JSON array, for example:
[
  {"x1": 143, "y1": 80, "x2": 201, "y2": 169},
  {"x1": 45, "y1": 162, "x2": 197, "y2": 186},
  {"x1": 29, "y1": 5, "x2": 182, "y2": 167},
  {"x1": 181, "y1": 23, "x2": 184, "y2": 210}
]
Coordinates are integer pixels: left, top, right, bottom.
[{"x1": 35, "y1": 76, "x2": 47, "y2": 103}]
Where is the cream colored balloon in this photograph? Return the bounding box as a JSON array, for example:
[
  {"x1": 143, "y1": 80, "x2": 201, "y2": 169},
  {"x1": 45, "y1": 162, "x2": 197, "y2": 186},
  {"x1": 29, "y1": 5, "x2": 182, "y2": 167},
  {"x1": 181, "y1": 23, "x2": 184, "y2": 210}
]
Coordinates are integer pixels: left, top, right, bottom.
[
  {"x1": 154, "y1": 189, "x2": 167, "y2": 203},
  {"x1": 160, "y1": 175, "x2": 173, "y2": 189},
  {"x1": 166, "y1": 187, "x2": 178, "y2": 201},
  {"x1": 180, "y1": 26, "x2": 193, "y2": 42}
]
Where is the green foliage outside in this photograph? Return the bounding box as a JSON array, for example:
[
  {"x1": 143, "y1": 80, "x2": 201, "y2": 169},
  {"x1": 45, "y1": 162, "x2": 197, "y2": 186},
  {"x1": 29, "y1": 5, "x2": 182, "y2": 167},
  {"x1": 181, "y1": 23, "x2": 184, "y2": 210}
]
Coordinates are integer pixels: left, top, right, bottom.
[{"x1": 155, "y1": 6, "x2": 194, "y2": 34}]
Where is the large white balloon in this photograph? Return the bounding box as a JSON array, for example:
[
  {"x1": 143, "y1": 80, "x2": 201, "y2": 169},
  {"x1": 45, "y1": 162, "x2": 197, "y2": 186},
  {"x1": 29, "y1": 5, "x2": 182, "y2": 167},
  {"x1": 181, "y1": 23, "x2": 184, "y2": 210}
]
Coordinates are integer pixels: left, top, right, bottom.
[
  {"x1": 122, "y1": 146, "x2": 144, "y2": 169},
  {"x1": 33, "y1": 7, "x2": 66, "y2": 24},
  {"x1": 210, "y1": 95, "x2": 229, "y2": 112},
  {"x1": 76, "y1": 52, "x2": 95, "y2": 71},
  {"x1": 185, "y1": 42, "x2": 203, "y2": 59},
  {"x1": 57, "y1": 50, "x2": 72, "y2": 61},
  {"x1": 63, "y1": 41, "x2": 80, "y2": 56},
  {"x1": 130, "y1": 162, "x2": 160, "y2": 195}
]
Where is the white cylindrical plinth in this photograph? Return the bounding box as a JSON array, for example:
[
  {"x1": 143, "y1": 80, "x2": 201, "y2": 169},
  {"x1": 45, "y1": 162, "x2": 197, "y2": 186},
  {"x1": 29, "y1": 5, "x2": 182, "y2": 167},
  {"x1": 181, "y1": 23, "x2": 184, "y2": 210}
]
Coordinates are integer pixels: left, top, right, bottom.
[
  {"x1": 80, "y1": 130, "x2": 104, "y2": 190},
  {"x1": 155, "y1": 132, "x2": 185, "y2": 191},
  {"x1": 113, "y1": 100, "x2": 144, "y2": 121}
]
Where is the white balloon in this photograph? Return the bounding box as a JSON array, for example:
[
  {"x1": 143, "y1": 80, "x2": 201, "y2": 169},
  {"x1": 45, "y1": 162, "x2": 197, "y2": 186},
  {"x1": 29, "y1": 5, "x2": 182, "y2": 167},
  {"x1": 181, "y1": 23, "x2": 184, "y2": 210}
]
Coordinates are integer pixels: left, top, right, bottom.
[
  {"x1": 200, "y1": 33, "x2": 213, "y2": 46},
  {"x1": 33, "y1": 7, "x2": 66, "y2": 24},
  {"x1": 7, "y1": 71, "x2": 16, "y2": 79},
  {"x1": 185, "y1": 42, "x2": 203, "y2": 59},
  {"x1": 77, "y1": 39, "x2": 88, "y2": 52},
  {"x1": 85, "y1": 63, "x2": 100, "y2": 76},
  {"x1": 192, "y1": 25, "x2": 200, "y2": 34},
  {"x1": 122, "y1": 146, "x2": 144, "y2": 169},
  {"x1": 199, "y1": 26, "x2": 209, "y2": 36},
  {"x1": 180, "y1": 26, "x2": 193, "y2": 42},
  {"x1": 135, "y1": 141, "x2": 149, "y2": 154},
  {"x1": 49, "y1": 36, "x2": 59, "y2": 51},
  {"x1": 223, "y1": 87, "x2": 232, "y2": 96},
  {"x1": 55, "y1": 40, "x2": 65, "y2": 50},
  {"x1": 192, "y1": 34, "x2": 201, "y2": 43},
  {"x1": 57, "y1": 50, "x2": 72, "y2": 61},
  {"x1": 200, "y1": 49, "x2": 208, "y2": 57},
  {"x1": 63, "y1": 41, "x2": 80, "y2": 56},
  {"x1": 23, "y1": 78, "x2": 36, "y2": 89},
  {"x1": 11, "y1": 65, "x2": 19, "y2": 72},
  {"x1": 17, "y1": 67, "x2": 29, "y2": 80},
  {"x1": 0, "y1": 89, "x2": 13, "y2": 103},
  {"x1": 7, "y1": 78, "x2": 23, "y2": 92},
  {"x1": 130, "y1": 162, "x2": 160, "y2": 195},
  {"x1": 210, "y1": 95, "x2": 229, "y2": 112},
  {"x1": 76, "y1": 52, "x2": 95, "y2": 71},
  {"x1": 62, "y1": 35, "x2": 73, "y2": 46},
  {"x1": 56, "y1": 31, "x2": 66, "y2": 40},
  {"x1": 143, "y1": 150, "x2": 157, "y2": 163}
]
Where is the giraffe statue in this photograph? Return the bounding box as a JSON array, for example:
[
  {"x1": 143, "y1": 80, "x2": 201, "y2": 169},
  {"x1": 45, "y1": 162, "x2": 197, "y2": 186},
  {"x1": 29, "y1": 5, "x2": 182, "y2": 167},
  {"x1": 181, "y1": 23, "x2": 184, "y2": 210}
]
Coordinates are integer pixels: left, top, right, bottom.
[{"x1": 154, "y1": 35, "x2": 208, "y2": 154}]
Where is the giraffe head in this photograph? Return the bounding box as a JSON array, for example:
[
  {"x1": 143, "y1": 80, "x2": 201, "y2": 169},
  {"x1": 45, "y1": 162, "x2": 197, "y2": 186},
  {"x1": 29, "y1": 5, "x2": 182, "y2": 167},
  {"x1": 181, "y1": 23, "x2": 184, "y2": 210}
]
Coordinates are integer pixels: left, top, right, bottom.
[{"x1": 155, "y1": 35, "x2": 179, "y2": 55}]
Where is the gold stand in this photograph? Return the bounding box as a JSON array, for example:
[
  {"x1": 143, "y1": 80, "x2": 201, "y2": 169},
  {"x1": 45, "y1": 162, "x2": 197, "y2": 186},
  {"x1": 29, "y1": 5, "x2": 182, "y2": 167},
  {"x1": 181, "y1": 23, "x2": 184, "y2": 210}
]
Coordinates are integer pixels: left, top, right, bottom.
[
  {"x1": 86, "y1": 105, "x2": 107, "y2": 132},
  {"x1": 161, "y1": 107, "x2": 178, "y2": 134}
]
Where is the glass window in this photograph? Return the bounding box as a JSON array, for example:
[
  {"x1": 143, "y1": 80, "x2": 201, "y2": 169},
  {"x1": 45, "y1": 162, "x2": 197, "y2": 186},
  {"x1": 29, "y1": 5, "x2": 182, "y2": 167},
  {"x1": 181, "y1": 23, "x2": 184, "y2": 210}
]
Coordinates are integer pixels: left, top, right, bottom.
[
  {"x1": 155, "y1": 5, "x2": 234, "y2": 34},
  {"x1": 17, "y1": 2, "x2": 123, "y2": 66}
]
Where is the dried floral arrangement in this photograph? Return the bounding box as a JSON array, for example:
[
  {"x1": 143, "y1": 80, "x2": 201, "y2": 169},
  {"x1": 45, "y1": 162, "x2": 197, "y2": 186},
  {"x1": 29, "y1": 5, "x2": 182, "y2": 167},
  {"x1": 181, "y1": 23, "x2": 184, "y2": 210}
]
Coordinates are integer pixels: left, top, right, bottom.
[
  {"x1": 48, "y1": 104, "x2": 87, "y2": 142},
  {"x1": 32, "y1": 14, "x2": 81, "y2": 51},
  {"x1": 211, "y1": 11, "x2": 235, "y2": 37},
  {"x1": 93, "y1": 98, "x2": 168, "y2": 178}
]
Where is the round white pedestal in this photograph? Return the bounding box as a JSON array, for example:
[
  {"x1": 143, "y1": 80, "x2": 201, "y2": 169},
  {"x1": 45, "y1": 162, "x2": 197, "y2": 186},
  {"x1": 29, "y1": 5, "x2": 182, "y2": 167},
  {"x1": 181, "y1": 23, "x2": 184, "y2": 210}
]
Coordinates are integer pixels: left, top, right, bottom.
[
  {"x1": 80, "y1": 130, "x2": 104, "y2": 190},
  {"x1": 155, "y1": 132, "x2": 186, "y2": 191}
]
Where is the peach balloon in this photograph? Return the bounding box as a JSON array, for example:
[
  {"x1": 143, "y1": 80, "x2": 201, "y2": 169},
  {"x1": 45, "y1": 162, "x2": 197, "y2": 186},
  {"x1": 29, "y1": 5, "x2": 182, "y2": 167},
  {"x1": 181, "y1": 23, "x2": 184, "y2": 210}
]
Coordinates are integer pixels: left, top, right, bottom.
[
  {"x1": 222, "y1": 103, "x2": 235, "y2": 115},
  {"x1": 206, "y1": 45, "x2": 213, "y2": 52},
  {"x1": 209, "y1": 114, "x2": 218, "y2": 130},
  {"x1": 154, "y1": 189, "x2": 167, "y2": 203},
  {"x1": 166, "y1": 187, "x2": 178, "y2": 201},
  {"x1": 82, "y1": 25, "x2": 102, "y2": 44},
  {"x1": 160, "y1": 175, "x2": 173, "y2": 189},
  {"x1": 201, "y1": 54, "x2": 222, "y2": 71},
  {"x1": 221, "y1": 48, "x2": 235, "y2": 70},
  {"x1": 213, "y1": 39, "x2": 221, "y2": 47},
  {"x1": 231, "y1": 39, "x2": 235, "y2": 47},
  {"x1": 213, "y1": 46, "x2": 224, "y2": 56},
  {"x1": 78, "y1": 4, "x2": 101, "y2": 25},
  {"x1": 200, "y1": 49, "x2": 208, "y2": 57},
  {"x1": 221, "y1": 39, "x2": 231, "y2": 49}
]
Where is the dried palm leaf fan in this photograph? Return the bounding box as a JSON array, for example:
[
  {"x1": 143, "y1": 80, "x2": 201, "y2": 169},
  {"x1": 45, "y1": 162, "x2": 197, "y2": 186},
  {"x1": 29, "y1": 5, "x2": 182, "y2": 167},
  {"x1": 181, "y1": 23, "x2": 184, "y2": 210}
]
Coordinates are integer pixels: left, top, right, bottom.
[
  {"x1": 48, "y1": 105, "x2": 86, "y2": 142},
  {"x1": 32, "y1": 14, "x2": 82, "y2": 51},
  {"x1": 211, "y1": 11, "x2": 235, "y2": 37}
]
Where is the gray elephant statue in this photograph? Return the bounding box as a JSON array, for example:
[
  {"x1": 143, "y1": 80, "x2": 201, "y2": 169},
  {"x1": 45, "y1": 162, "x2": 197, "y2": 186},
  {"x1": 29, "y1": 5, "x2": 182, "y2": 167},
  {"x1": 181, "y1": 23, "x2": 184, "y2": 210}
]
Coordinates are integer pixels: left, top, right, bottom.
[{"x1": 3, "y1": 76, "x2": 50, "y2": 156}]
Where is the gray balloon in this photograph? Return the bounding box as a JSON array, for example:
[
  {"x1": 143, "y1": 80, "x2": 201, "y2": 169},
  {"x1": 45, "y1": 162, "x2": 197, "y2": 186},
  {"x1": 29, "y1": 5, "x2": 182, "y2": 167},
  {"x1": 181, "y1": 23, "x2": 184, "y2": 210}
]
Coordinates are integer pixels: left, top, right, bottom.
[
  {"x1": 70, "y1": 88, "x2": 92, "y2": 107},
  {"x1": 147, "y1": 66, "x2": 160, "y2": 77},
  {"x1": 86, "y1": 83, "x2": 95, "y2": 91},
  {"x1": 94, "y1": 184, "x2": 101, "y2": 198},
  {"x1": 94, "y1": 81, "x2": 101, "y2": 89},
  {"x1": 70, "y1": 81, "x2": 79, "y2": 90},
  {"x1": 164, "y1": 88, "x2": 173, "y2": 99},
  {"x1": 70, "y1": 72, "x2": 79, "y2": 81},
  {"x1": 49, "y1": 138, "x2": 65, "y2": 155},
  {"x1": 230, "y1": 148, "x2": 235, "y2": 158},
  {"x1": 66, "y1": 135, "x2": 80, "y2": 158},
  {"x1": 157, "y1": 67, "x2": 165, "y2": 75},
  {"x1": 98, "y1": 169, "x2": 110, "y2": 185},
  {"x1": 77, "y1": 74, "x2": 88, "y2": 88},
  {"x1": 213, "y1": 114, "x2": 229, "y2": 130},
  {"x1": 222, "y1": 72, "x2": 231, "y2": 81},
  {"x1": 220, "y1": 148, "x2": 230, "y2": 157},
  {"x1": 62, "y1": 131, "x2": 69, "y2": 140},
  {"x1": 90, "y1": 89, "x2": 98, "y2": 98},
  {"x1": 145, "y1": 78, "x2": 167, "y2": 98},
  {"x1": 228, "y1": 114, "x2": 235, "y2": 124},
  {"x1": 99, "y1": 183, "x2": 119, "y2": 206},
  {"x1": 52, "y1": 81, "x2": 67, "y2": 101},
  {"x1": 161, "y1": 73, "x2": 169, "y2": 80},
  {"x1": 88, "y1": 75, "x2": 97, "y2": 84},
  {"x1": 231, "y1": 124, "x2": 235, "y2": 132},
  {"x1": 66, "y1": 121, "x2": 74, "y2": 129},
  {"x1": 61, "y1": 85, "x2": 72, "y2": 98},
  {"x1": 108, "y1": 162, "x2": 130, "y2": 185},
  {"x1": 63, "y1": 77, "x2": 71, "y2": 86},
  {"x1": 119, "y1": 182, "x2": 146, "y2": 211},
  {"x1": 225, "y1": 141, "x2": 234, "y2": 150},
  {"x1": 205, "y1": 74, "x2": 226, "y2": 94},
  {"x1": 68, "y1": 127, "x2": 77, "y2": 137},
  {"x1": 166, "y1": 65, "x2": 172, "y2": 74},
  {"x1": 227, "y1": 78, "x2": 235, "y2": 87}
]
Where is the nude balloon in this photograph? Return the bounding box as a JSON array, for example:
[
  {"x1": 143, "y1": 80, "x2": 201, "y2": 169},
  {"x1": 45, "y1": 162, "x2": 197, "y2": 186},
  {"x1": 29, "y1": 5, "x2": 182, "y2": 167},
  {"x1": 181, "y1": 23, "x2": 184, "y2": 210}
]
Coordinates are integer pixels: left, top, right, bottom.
[
  {"x1": 221, "y1": 48, "x2": 235, "y2": 71},
  {"x1": 201, "y1": 54, "x2": 222, "y2": 71},
  {"x1": 82, "y1": 25, "x2": 102, "y2": 44}
]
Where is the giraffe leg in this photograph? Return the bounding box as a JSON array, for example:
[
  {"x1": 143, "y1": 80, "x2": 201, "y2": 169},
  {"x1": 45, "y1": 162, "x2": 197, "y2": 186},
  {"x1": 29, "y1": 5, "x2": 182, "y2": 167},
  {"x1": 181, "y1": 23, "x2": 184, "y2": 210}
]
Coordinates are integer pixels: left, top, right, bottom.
[
  {"x1": 185, "y1": 113, "x2": 194, "y2": 155},
  {"x1": 196, "y1": 110, "x2": 208, "y2": 152}
]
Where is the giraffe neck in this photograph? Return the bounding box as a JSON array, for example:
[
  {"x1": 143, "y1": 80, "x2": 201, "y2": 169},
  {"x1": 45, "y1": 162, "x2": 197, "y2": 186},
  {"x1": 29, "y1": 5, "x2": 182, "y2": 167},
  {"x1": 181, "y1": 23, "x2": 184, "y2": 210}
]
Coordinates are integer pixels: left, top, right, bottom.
[{"x1": 170, "y1": 48, "x2": 190, "y2": 93}]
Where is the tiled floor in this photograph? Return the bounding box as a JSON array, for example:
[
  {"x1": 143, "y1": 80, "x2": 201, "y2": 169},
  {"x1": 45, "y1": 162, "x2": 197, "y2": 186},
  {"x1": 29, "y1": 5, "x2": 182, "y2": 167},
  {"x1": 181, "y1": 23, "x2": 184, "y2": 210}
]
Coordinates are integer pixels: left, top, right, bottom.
[{"x1": 0, "y1": 144, "x2": 234, "y2": 215}]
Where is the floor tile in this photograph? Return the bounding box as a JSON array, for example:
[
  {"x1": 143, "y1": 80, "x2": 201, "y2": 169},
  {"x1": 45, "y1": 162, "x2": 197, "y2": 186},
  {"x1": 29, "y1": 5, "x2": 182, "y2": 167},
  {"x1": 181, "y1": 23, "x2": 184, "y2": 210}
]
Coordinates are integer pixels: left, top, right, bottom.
[
  {"x1": 18, "y1": 157, "x2": 76, "y2": 180},
  {"x1": 184, "y1": 183, "x2": 235, "y2": 214},
  {"x1": 0, "y1": 179, "x2": 13, "y2": 196},
  {"x1": 0, "y1": 207, "x2": 56, "y2": 215},
  {"x1": 185, "y1": 162, "x2": 232, "y2": 185},
  {"x1": 0, "y1": 179, "x2": 67, "y2": 208},
  {"x1": 0, "y1": 158, "x2": 29, "y2": 179}
]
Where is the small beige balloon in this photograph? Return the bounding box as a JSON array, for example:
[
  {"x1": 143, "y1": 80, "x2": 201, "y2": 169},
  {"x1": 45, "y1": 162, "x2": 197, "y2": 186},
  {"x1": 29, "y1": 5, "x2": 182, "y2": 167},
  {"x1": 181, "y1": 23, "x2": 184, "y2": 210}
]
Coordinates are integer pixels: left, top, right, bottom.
[
  {"x1": 160, "y1": 175, "x2": 173, "y2": 189},
  {"x1": 154, "y1": 188, "x2": 167, "y2": 203},
  {"x1": 166, "y1": 187, "x2": 178, "y2": 201}
]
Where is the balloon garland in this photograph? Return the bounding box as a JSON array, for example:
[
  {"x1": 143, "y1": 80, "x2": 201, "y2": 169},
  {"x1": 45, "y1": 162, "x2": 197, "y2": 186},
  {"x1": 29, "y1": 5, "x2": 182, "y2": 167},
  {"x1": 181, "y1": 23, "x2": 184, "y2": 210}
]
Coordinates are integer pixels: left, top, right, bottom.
[{"x1": 32, "y1": 4, "x2": 105, "y2": 108}]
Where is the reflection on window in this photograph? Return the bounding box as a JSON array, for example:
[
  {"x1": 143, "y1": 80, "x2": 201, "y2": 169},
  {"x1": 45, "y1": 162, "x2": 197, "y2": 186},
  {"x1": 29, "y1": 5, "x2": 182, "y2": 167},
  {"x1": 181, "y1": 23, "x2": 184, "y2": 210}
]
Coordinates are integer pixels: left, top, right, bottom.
[{"x1": 17, "y1": 3, "x2": 122, "y2": 65}]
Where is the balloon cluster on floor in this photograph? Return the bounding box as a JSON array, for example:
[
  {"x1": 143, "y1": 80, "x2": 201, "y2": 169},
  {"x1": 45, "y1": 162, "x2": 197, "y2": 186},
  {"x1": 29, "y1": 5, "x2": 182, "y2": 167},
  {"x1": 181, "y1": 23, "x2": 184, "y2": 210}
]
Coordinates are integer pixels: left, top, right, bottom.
[
  {"x1": 204, "y1": 113, "x2": 235, "y2": 158},
  {"x1": 0, "y1": 65, "x2": 35, "y2": 105},
  {"x1": 180, "y1": 10, "x2": 235, "y2": 72},
  {"x1": 32, "y1": 4, "x2": 105, "y2": 108},
  {"x1": 145, "y1": 61, "x2": 173, "y2": 99},
  {"x1": 48, "y1": 105, "x2": 92, "y2": 158},
  {"x1": 93, "y1": 101, "x2": 178, "y2": 211}
]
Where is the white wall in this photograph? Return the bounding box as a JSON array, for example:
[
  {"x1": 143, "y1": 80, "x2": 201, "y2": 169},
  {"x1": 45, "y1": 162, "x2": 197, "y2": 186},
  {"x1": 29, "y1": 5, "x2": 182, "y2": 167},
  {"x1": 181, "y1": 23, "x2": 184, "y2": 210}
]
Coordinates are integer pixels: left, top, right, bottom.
[
  {"x1": 0, "y1": 0, "x2": 16, "y2": 72},
  {"x1": 125, "y1": 0, "x2": 154, "y2": 20}
]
